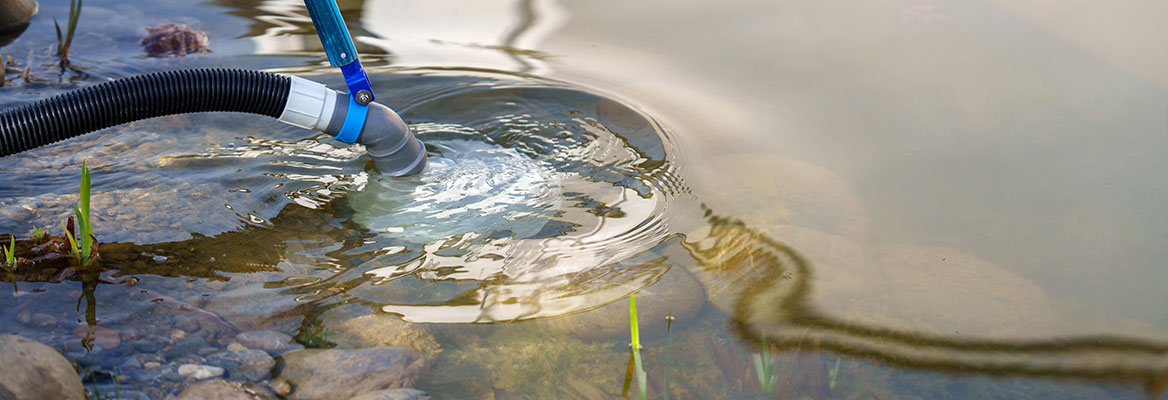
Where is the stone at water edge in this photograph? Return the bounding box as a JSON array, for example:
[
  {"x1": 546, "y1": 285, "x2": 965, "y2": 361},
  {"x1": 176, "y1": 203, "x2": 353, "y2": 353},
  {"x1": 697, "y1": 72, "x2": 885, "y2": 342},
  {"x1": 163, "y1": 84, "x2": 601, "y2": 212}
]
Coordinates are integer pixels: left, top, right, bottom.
[
  {"x1": 277, "y1": 347, "x2": 427, "y2": 400},
  {"x1": 0, "y1": 334, "x2": 86, "y2": 400},
  {"x1": 0, "y1": 0, "x2": 37, "y2": 30}
]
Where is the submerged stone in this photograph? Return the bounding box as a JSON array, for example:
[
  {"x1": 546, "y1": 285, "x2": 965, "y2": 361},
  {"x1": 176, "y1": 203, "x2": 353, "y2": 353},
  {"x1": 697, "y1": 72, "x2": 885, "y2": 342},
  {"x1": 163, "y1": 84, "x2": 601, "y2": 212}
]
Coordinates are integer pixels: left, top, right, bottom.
[
  {"x1": 277, "y1": 347, "x2": 427, "y2": 400},
  {"x1": 347, "y1": 388, "x2": 432, "y2": 400},
  {"x1": 176, "y1": 379, "x2": 274, "y2": 400},
  {"x1": 179, "y1": 364, "x2": 225, "y2": 380},
  {"x1": 205, "y1": 349, "x2": 275, "y2": 381},
  {"x1": 323, "y1": 306, "x2": 441, "y2": 359},
  {"x1": 231, "y1": 330, "x2": 298, "y2": 355}
]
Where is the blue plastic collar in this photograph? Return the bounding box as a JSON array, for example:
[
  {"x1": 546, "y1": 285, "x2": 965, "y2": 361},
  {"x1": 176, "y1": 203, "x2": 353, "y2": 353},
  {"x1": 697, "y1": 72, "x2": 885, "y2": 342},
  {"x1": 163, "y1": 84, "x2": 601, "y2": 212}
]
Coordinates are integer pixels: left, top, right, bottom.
[{"x1": 335, "y1": 95, "x2": 367, "y2": 144}]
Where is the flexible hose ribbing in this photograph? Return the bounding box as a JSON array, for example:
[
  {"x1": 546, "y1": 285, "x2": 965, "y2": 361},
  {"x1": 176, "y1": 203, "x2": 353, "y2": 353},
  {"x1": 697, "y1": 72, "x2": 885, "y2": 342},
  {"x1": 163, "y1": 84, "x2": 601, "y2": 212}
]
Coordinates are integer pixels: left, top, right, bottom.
[{"x1": 0, "y1": 69, "x2": 291, "y2": 156}]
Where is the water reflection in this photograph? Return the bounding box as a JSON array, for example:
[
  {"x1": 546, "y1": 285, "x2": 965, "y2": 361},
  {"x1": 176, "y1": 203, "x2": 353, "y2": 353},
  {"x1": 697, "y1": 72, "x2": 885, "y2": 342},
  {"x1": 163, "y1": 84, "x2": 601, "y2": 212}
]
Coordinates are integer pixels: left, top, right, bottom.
[
  {"x1": 677, "y1": 215, "x2": 1168, "y2": 396},
  {"x1": 216, "y1": 0, "x2": 564, "y2": 72}
]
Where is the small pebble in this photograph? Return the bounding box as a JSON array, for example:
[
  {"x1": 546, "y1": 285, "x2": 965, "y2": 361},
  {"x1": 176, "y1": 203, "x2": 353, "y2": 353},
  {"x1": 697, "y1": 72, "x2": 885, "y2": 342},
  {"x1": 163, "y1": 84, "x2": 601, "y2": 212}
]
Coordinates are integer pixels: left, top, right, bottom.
[
  {"x1": 153, "y1": 255, "x2": 168, "y2": 264},
  {"x1": 177, "y1": 364, "x2": 224, "y2": 380},
  {"x1": 16, "y1": 310, "x2": 30, "y2": 324},
  {"x1": 226, "y1": 342, "x2": 247, "y2": 352},
  {"x1": 143, "y1": 361, "x2": 161, "y2": 369},
  {"x1": 169, "y1": 329, "x2": 188, "y2": 340},
  {"x1": 269, "y1": 378, "x2": 292, "y2": 396}
]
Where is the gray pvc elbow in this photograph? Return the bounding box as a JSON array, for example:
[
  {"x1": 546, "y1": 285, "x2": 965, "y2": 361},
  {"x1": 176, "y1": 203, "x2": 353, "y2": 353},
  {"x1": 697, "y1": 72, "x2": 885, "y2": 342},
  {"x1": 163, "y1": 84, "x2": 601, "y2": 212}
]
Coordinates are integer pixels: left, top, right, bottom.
[
  {"x1": 353, "y1": 102, "x2": 428, "y2": 176},
  {"x1": 277, "y1": 76, "x2": 427, "y2": 177}
]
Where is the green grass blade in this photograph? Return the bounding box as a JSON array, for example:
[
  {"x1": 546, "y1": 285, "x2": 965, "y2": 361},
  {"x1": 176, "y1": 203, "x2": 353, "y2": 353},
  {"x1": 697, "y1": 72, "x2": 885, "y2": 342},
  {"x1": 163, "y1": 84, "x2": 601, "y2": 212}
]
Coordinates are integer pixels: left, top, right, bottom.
[
  {"x1": 4, "y1": 235, "x2": 15, "y2": 267},
  {"x1": 75, "y1": 162, "x2": 94, "y2": 262},
  {"x1": 54, "y1": 18, "x2": 63, "y2": 56},
  {"x1": 629, "y1": 295, "x2": 647, "y2": 400}
]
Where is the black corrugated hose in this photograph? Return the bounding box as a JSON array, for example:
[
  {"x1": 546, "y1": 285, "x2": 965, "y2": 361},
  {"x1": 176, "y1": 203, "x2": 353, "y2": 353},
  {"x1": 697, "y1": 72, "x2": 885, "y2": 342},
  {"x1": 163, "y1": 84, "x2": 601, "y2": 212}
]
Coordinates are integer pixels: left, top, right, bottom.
[{"x1": 0, "y1": 69, "x2": 291, "y2": 156}]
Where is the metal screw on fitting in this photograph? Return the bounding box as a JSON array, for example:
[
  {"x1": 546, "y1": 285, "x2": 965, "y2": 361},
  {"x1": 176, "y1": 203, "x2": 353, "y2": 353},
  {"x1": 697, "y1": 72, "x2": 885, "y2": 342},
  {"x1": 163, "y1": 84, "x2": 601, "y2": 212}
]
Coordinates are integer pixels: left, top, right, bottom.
[{"x1": 355, "y1": 90, "x2": 373, "y2": 105}]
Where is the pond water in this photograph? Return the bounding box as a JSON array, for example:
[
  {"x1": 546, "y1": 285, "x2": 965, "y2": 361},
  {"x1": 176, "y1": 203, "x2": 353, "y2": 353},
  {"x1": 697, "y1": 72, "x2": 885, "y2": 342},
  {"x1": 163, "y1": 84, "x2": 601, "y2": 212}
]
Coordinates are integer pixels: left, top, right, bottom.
[{"x1": 2, "y1": 0, "x2": 1168, "y2": 399}]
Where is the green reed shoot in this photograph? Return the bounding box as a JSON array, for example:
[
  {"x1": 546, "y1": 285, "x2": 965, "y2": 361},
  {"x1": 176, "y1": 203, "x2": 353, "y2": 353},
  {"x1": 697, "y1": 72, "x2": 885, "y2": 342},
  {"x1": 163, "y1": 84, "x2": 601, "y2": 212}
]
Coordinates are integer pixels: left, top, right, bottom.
[
  {"x1": 753, "y1": 337, "x2": 778, "y2": 394},
  {"x1": 54, "y1": 0, "x2": 83, "y2": 67},
  {"x1": 828, "y1": 358, "x2": 842, "y2": 391},
  {"x1": 629, "y1": 294, "x2": 647, "y2": 400},
  {"x1": 65, "y1": 162, "x2": 96, "y2": 266},
  {"x1": 2, "y1": 236, "x2": 15, "y2": 271},
  {"x1": 30, "y1": 225, "x2": 46, "y2": 242}
]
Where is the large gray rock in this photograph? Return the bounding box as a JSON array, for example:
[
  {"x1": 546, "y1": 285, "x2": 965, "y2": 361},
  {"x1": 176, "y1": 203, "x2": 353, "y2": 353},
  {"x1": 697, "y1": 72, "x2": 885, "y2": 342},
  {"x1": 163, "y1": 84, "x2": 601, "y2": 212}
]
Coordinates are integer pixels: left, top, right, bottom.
[
  {"x1": 0, "y1": 334, "x2": 85, "y2": 400},
  {"x1": 543, "y1": 265, "x2": 704, "y2": 341},
  {"x1": 278, "y1": 347, "x2": 427, "y2": 400}
]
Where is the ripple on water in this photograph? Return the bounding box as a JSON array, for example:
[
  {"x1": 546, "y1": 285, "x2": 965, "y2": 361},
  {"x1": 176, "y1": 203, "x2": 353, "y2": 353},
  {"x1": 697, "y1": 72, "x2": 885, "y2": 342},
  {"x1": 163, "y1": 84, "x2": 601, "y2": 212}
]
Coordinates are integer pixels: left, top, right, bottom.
[{"x1": 335, "y1": 72, "x2": 687, "y2": 323}]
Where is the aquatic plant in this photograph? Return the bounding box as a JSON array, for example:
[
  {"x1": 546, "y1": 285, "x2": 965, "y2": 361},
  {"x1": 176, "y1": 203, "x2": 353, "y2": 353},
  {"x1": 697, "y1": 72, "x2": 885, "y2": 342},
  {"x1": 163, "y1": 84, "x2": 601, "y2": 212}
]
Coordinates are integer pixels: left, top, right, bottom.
[
  {"x1": 628, "y1": 294, "x2": 648, "y2": 400},
  {"x1": 64, "y1": 162, "x2": 97, "y2": 266},
  {"x1": 54, "y1": 0, "x2": 83, "y2": 67},
  {"x1": 2, "y1": 235, "x2": 14, "y2": 271},
  {"x1": 29, "y1": 225, "x2": 46, "y2": 242},
  {"x1": 828, "y1": 358, "x2": 842, "y2": 390},
  {"x1": 753, "y1": 337, "x2": 778, "y2": 394}
]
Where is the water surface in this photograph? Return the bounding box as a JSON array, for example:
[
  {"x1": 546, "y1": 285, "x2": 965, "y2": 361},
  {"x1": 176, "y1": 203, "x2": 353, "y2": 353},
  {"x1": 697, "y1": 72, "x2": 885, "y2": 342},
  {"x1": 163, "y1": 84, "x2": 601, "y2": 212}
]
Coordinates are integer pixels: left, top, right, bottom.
[{"x1": 2, "y1": 0, "x2": 1167, "y2": 399}]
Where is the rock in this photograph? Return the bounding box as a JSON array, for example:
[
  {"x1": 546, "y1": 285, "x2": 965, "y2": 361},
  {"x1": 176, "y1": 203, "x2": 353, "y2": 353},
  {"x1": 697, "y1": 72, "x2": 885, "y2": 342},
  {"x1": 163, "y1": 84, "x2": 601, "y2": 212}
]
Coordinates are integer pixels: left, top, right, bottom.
[
  {"x1": 178, "y1": 364, "x2": 225, "y2": 380},
  {"x1": 269, "y1": 378, "x2": 292, "y2": 396},
  {"x1": 175, "y1": 316, "x2": 200, "y2": 332},
  {"x1": 325, "y1": 309, "x2": 441, "y2": 358},
  {"x1": 0, "y1": 334, "x2": 86, "y2": 400},
  {"x1": 278, "y1": 347, "x2": 427, "y2": 400},
  {"x1": 132, "y1": 339, "x2": 165, "y2": 353},
  {"x1": 231, "y1": 330, "x2": 298, "y2": 355},
  {"x1": 859, "y1": 244, "x2": 1064, "y2": 338},
  {"x1": 543, "y1": 265, "x2": 704, "y2": 341},
  {"x1": 0, "y1": 0, "x2": 37, "y2": 31},
  {"x1": 176, "y1": 379, "x2": 273, "y2": 400},
  {"x1": 755, "y1": 225, "x2": 884, "y2": 315},
  {"x1": 166, "y1": 336, "x2": 209, "y2": 359},
  {"x1": 141, "y1": 23, "x2": 210, "y2": 57},
  {"x1": 205, "y1": 287, "x2": 302, "y2": 332},
  {"x1": 205, "y1": 349, "x2": 275, "y2": 381},
  {"x1": 347, "y1": 388, "x2": 431, "y2": 400},
  {"x1": 31, "y1": 313, "x2": 57, "y2": 328},
  {"x1": 72, "y1": 325, "x2": 120, "y2": 349},
  {"x1": 697, "y1": 155, "x2": 872, "y2": 239}
]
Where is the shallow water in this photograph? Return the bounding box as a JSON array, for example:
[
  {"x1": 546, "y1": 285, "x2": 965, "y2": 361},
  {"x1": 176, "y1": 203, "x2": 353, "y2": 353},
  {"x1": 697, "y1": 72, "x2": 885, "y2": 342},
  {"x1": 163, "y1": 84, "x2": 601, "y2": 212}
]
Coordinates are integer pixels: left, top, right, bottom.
[{"x1": 3, "y1": 0, "x2": 1168, "y2": 399}]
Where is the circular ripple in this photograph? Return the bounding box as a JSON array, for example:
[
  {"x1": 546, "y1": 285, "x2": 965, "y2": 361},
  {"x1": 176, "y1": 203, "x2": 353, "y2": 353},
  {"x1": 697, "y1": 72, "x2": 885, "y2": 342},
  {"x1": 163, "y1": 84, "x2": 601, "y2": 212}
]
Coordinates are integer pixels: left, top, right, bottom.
[{"x1": 343, "y1": 71, "x2": 686, "y2": 323}]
